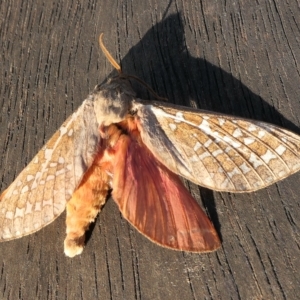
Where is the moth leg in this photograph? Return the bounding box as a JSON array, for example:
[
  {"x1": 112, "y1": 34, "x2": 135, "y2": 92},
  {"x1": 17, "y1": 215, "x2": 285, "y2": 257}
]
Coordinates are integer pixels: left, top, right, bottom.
[{"x1": 64, "y1": 158, "x2": 111, "y2": 257}]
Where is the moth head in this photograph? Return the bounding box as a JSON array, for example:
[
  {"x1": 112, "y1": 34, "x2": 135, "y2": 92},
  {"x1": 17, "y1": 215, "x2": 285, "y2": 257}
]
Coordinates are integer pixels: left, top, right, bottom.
[{"x1": 93, "y1": 76, "x2": 136, "y2": 126}]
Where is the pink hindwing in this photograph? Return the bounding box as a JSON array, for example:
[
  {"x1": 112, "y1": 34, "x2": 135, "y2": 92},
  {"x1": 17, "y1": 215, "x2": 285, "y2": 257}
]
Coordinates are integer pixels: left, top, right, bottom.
[{"x1": 109, "y1": 119, "x2": 220, "y2": 251}]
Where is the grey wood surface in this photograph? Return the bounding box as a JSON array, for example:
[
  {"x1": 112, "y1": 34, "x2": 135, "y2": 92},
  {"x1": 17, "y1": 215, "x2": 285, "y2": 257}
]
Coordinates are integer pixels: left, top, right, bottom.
[{"x1": 0, "y1": 0, "x2": 300, "y2": 299}]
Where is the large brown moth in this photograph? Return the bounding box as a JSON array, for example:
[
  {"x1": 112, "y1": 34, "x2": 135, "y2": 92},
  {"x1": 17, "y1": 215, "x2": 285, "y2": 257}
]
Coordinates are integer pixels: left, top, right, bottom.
[{"x1": 1, "y1": 34, "x2": 300, "y2": 257}]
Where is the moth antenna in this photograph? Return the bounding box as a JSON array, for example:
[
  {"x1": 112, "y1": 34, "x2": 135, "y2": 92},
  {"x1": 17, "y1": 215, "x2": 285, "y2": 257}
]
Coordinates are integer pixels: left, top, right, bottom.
[
  {"x1": 125, "y1": 74, "x2": 168, "y2": 102},
  {"x1": 99, "y1": 33, "x2": 122, "y2": 74},
  {"x1": 99, "y1": 33, "x2": 167, "y2": 101}
]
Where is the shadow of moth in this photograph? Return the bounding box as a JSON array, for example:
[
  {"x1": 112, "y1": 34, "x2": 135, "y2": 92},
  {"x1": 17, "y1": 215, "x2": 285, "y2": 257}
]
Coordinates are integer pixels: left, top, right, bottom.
[{"x1": 1, "y1": 34, "x2": 300, "y2": 257}]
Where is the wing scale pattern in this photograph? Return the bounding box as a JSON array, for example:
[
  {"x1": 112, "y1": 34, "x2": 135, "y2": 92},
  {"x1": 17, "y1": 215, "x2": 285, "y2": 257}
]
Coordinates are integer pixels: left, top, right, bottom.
[
  {"x1": 0, "y1": 99, "x2": 100, "y2": 240},
  {"x1": 135, "y1": 102, "x2": 300, "y2": 192}
]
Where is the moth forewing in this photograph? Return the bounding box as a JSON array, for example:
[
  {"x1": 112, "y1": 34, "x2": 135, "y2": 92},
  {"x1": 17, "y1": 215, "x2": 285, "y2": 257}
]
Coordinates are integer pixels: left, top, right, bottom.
[
  {"x1": 0, "y1": 99, "x2": 101, "y2": 241},
  {"x1": 134, "y1": 100, "x2": 300, "y2": 193}
]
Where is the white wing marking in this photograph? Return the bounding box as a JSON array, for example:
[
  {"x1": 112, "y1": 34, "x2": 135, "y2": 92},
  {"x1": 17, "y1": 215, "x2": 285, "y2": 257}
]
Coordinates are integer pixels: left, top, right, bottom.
[{"x1": 134, "y1": 100, "x2": 300, "y2": 192}]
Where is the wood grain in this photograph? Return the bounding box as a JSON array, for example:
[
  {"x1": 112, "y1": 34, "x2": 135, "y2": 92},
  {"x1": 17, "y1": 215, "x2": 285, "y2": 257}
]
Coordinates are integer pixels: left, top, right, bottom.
[{"x1": 0, "y1": 0, "x2": 300, "y2": 299}]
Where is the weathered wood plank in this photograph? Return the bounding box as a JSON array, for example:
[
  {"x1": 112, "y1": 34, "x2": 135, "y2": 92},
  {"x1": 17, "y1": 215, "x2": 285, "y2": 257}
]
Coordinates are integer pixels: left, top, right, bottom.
[{"x1": 0, "y1": 0, "x2": 299, "y2": 299}]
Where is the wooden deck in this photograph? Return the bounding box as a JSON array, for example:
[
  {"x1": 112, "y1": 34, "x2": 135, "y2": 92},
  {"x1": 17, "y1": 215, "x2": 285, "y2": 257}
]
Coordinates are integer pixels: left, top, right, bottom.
[{"x1": 0, "y1": 0, "x2": 300, "y2": 299}]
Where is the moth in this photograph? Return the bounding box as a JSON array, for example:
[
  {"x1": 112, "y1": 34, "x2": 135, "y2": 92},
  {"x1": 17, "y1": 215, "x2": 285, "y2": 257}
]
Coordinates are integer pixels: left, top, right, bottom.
[{"x1": 1, "y1": 34, "x2": 300, "y2": 257}]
